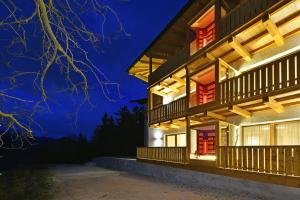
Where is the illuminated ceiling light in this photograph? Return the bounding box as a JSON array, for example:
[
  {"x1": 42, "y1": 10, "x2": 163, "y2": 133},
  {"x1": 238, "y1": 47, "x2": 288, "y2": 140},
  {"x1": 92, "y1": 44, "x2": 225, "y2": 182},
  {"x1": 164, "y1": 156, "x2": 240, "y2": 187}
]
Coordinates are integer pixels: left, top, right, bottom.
[
  {"x1": 163, "y1": 88, "x2": 171, "y2": 93},
  {"x1": 240, "y1": 43, "x2": 300, "y2": 72}
]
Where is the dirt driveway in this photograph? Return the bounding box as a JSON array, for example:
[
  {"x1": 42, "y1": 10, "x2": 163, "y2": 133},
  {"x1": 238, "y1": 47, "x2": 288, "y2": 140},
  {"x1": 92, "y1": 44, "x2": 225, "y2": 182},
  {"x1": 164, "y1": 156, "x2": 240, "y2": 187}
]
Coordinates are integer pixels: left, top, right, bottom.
[{"x1": 50, "y1": 164, "x2": 261, "y2": 200}]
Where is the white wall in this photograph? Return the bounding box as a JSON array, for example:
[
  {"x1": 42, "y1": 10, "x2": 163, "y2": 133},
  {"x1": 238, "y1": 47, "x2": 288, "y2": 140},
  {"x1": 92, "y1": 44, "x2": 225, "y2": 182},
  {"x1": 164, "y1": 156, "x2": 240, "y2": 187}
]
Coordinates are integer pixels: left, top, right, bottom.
[
  {"x1": 163, "y1": 86, "x2": 186, "y2": 105},
  {"x1": 227, "y1": 104, "x2": 300, "y2": 127},
  {"x1": 190, "y1": 129, "x2": 197, "y2": 155},
  {"x1": 148, "y1": 126, "x2": 187, "y2": 147}
]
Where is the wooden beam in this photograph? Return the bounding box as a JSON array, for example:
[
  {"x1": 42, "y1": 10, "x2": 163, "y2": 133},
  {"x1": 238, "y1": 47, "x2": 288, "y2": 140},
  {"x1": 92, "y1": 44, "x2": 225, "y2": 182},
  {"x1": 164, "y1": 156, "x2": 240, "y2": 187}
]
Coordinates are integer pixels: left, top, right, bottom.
[
  {"x1": 206, "y1": 52, "x2": 216, "y2": 61},
  {"x1": 150, "y1": 88, "x2": 168, "y2": 97},
  {"x1": 218, "y1": 58, "x2": 241, "y2": 75},
  {"x1": 130, "y1": 68, "x2": 148, "y2": 74},
  {"x1": 160, "y1": 82, "x2": 179, "y2": 93},
  {"x1": 190, "y1": 120, "x2": 203, "y2": 125},
  {"x1": 206, "y1": 111, "x2": 226, "y2": 121},
  {"x1": 170, "y1": 124, "x2": 180, "y2": 129},
  {"x1": 262, "y1": 14, "x2": 284, "y2": 46},
  {"x1": 173, "y1": 120, "x2": 186, "y2": 127},
  {"x1": 134, "y1": 74, "x2": 148, "y2": 82},
  {"x1": 263, "y1": 96, "x2": 285, "y2": 113},
  {"x1": 157, "y1": 125, "x2": 169, "y2": 131},
  {"x1": 171, "y1": 75, "x2": 186, "y2": 85},
  {"x1": 228, "y1": 36, "x2": 251, "y2": 61},
  {"x1": 229, "y1": 105, "x2": 252, "y2": 118}
]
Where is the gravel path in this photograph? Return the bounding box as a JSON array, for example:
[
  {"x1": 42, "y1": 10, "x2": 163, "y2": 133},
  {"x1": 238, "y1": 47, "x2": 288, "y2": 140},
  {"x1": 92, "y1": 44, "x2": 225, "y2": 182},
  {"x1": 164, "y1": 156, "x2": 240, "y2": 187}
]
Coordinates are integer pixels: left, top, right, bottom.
[{"x1": 50, "y1": 164, "x2": 263, "y2": 200}]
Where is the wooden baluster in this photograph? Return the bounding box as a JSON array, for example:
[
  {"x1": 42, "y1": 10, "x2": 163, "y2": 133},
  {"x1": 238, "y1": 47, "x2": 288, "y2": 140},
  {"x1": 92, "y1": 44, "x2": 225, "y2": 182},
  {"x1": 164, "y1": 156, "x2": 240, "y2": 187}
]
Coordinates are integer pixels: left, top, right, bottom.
[
  {"x1": 228, "y1": 147, "x2": 232, "y2": 168},
  {"x1": 267, "y1": 64, "x2": 273, "y2": 92},
  {"x1": 226, "y1": 80, "x2": 229, "y2": 103},
  {"x1": 250, "y1": 71, "x2": 255, "y2": 97},
  {"x1": 229, "y1": 79, "x2": 234, "y2": 103},
  {"x1": 248, "y1": 147, "x2": 253, "y2": 171},
  {"x1": 278, "y1": 146, "x2": 285, "y2": 175},
  {"x1": 253, "y1": 147, "x2": 259, "y2": 172},
  {"x1": 240, "y1": 76, "x2": 244, "y2": 99},
  {"x1": 289, "y1": 55, "x2": 295, "y2": 86},
  {"x1": 234, "y1": 77, "x2": 239, "y2": 101},
  {"x1": 245, "y1": 73, "x2": 249, "y2": 98},
  {"x1": 232, "y1": 147, "x2": 237, "y2": 169},
  {"x1": 243, "y1": 147, "x2": 248, "y2": 170},
  {"x1": 255, "y1": 69, "x2": 260, "y2": 95},
  {"x1": 274, "y1": 60, "x2": 280, "y2": 90},
  {"x1": 281, "y1": 58, "x2": 287, "y2": 89},
  {"x1": 226, "y1": 16, "x2": 231, "y2": 37},
  {"x1": 265, "y1": 147, "x2": 271, "y2": 173},
  {"x1": 259, "y1": 147, "x2": 265, "y2": 172},
  {"x1": 261, "y1": 66, "x2": 266, "y2": 94},
  {"x1": 293, "y1": 146, "x2": 300, "y2": 176},
  {"x1": 285, "y1": 146, "x2": 293, "y2": 176},
  {"x1": 220, "y1": 147, "x2": 225, "y2": 168},
  {"x1": 237, "y1": 147, "x2": 243, "y2": 170},
  {"x1": 297, "y1": 54, "x2": 300, "y2": 84},
  {"x1": 221, "y1": 82, "x2": 225, "y2": 104},
  {"x1": 271, "y1": 147, "x2": 278, "y2": 174}
]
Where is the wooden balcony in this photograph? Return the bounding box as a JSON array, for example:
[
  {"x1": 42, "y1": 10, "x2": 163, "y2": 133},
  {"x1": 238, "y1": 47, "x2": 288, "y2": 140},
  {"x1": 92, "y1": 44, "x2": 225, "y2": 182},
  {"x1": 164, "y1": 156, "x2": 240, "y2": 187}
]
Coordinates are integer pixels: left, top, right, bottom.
[
  {"x1": 219, "y1": 50, "x2": 300, "y2": 106},
  {"x1": 217, "y1": 146, "x2": 300, "y2": 176},
  {"x1": 137, "y1": 147, "x2": 188, "y2": 164},
  {"x1": 149, "y1": 97, "x2": 186, "y2": 125},
  {"x1": 218, "y1": 0, "x2": 280, "y2": 38}
]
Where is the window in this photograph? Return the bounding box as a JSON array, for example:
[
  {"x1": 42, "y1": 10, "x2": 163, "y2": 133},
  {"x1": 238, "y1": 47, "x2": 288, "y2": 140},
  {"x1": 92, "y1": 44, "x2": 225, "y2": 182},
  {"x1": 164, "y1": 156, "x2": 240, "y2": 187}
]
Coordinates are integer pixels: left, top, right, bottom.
[
  {"x1": 189, "y1": 65, "x2": 215, "y2": 107},
  {"x1": 166, "y1": 133, "x2": 186, "y2": 147},
  {"x1": 276, "y1": 121, "x2": 300, "y2": 145},
  {"x1": 243, "y1": 125, "x2": 270, "y2": 146},
  {"x1": 177, "y1": 134, "x2": 186, "y2": 147},
  {"x1": 190, "y1": 6, "x2": 215, "y2": 55}
]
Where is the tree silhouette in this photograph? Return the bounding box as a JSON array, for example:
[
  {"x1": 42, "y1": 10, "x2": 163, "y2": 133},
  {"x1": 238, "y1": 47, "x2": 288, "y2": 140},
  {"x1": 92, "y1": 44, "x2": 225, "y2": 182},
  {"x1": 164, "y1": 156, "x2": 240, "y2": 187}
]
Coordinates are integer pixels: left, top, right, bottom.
[
  {"x1": 0, "y1": 0, "x2": 128, "y2": 148},
  {"x1": 92, "y1": 105, "x2": 145, "y2": 157}
]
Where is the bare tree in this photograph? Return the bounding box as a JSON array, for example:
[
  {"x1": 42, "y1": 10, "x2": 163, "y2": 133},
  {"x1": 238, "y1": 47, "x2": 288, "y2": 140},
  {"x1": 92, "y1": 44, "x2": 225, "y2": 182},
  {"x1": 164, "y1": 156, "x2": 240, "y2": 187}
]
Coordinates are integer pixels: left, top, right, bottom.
[{"x1": 0, "y1": 0, "x2": 128, "y2": 148}]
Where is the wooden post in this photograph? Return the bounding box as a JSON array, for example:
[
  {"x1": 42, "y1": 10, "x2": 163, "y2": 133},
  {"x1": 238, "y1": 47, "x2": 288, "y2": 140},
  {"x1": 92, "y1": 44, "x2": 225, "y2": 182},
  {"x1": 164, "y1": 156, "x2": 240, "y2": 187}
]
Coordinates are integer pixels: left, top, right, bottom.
[
  {"x1": 149, "y1": 57, "x2": 153, "y2": 75},
  {"x1": 185, "y1": 65, "x2": 190, "y2": 162},
  {"x1": 270, "y1": 123, "x2": 276, "y2": 145},
  {"x1": 215, "y1": 121, "x2": 220, "y2": 167},
  {"x1": 215, "y1": 59, "x2": 221, "y2": 103},
  {"x1": 215, "y1": 0, "x2": 222, "y2": 40}
]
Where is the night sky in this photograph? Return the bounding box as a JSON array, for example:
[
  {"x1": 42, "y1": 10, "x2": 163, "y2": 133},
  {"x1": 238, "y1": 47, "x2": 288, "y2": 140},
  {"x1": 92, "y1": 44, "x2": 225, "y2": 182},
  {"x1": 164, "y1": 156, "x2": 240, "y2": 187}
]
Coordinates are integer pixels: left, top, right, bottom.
[{"x1": 0, "y1": 0, "x2": 188, "y2": 139}]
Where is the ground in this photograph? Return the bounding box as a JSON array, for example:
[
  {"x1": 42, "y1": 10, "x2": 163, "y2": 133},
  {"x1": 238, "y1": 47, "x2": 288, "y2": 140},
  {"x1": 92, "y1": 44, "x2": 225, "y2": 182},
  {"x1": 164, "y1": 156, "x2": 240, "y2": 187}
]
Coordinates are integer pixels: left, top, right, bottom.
[{"x1": 50, "y1": 164, "x2": 263, "y2": 200}]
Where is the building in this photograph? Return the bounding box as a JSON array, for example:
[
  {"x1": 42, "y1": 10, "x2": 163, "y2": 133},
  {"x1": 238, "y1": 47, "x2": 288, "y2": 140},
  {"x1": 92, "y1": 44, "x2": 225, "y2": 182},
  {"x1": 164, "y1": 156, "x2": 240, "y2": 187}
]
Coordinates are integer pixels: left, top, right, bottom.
[{"x1": 127, "y1": 0, "x2": 300, "y2": 187}]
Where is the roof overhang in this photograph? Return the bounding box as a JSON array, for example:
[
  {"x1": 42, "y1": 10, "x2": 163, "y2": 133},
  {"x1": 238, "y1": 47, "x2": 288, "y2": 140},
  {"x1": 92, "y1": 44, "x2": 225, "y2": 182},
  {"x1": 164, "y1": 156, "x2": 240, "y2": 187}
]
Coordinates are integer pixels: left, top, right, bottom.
[{"x1": 127, "y1": 0, "x2": 211, "y2": 82}]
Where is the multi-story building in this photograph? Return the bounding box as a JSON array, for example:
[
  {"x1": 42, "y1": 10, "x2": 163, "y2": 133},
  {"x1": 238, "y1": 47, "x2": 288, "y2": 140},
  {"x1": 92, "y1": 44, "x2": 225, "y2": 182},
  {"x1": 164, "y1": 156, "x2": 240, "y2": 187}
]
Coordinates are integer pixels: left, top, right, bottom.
[{"x1": 127, "y1": 0, "x2": 300, "y2": 187}]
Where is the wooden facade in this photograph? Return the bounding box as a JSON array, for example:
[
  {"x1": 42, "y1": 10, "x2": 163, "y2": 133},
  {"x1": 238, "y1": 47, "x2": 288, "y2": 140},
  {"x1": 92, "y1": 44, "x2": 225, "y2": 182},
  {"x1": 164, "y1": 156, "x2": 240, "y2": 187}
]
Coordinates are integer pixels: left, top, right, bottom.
[{"x1": 128, "y1": 0, "x2": 300, "y2": 187}]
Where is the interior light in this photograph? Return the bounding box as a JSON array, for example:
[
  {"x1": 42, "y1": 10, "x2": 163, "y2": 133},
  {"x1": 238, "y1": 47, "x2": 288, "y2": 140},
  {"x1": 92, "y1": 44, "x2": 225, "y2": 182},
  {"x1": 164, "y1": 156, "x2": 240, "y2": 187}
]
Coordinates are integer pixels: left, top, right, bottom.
[
  {"x1": 153, "y1": 129, "x2": 163, "y2": 140},
  {"x1": 163, "y1": 88, "x2": 171, "y2": 93}
]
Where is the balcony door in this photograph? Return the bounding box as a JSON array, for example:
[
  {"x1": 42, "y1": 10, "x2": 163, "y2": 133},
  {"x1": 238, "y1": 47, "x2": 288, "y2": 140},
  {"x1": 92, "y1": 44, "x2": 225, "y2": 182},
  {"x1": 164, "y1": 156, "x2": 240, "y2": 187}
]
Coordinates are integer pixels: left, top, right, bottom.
[
  {"x1": 189, "y1": 65, "x2": 216, "y2": 108},
  {"x1": 196, "y1": 130, "x2": 215, "y2": 155}
]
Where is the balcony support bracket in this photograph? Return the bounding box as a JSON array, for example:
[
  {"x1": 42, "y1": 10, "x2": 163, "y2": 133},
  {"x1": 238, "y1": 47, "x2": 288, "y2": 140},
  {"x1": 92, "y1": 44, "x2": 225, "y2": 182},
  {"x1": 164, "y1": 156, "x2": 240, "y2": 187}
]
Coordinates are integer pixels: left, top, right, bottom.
[
  {"x1": 228, "y1": 36, "x2": 251, "y2": 61},
  {"x1": 228, "y1": 105, "x2": 252, "y2": 118},
  {"x1": 205, "y1": 111, "x2": 226, "y2": 121},
  {"x1": 263, "y1": 96, "x2": 285, "y2": 113},
  {"x1": 262, "y1": 14, "x2": 284, "y2": 46}
]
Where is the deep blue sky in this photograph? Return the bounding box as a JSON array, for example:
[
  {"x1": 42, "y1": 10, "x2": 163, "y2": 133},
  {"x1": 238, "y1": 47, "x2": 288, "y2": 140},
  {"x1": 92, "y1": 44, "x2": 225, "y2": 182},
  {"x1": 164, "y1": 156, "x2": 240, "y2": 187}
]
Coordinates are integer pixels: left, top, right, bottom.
[{"x1": 0, "y1": 0, "x2": 188, "y2": 139}]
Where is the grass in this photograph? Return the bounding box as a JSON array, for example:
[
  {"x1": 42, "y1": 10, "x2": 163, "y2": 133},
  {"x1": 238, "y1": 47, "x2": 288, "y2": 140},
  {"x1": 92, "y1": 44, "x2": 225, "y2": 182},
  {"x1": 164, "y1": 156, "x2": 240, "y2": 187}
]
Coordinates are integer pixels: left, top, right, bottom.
[{"x1": 0, "y1": 167, "x2": 54, "y2": 200}]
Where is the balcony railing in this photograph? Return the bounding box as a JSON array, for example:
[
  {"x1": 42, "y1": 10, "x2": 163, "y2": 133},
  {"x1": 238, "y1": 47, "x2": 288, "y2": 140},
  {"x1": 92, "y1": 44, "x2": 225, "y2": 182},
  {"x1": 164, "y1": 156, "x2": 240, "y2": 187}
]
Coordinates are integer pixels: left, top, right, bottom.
[
  {"x1": 149, "y1": 97, "x2": 186, "y2": 125},
  {"x1": 137, "y1": 147, "x2": 187, "y2": 164},
  {"x1": 217, "y1": 146, "x2": 300, "y2": 176},
  {"x1": 220, "y1": 50, "x2": 300, "y2": 105},
  {"x1": 218, "y1": 0, "x2": 279, "y2": 38}
]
